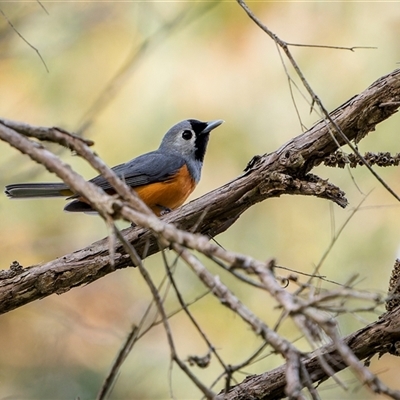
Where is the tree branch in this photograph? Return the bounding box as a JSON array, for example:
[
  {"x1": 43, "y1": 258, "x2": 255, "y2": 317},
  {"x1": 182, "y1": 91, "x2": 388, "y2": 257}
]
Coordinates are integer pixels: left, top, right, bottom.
[
  {"x1": 218, "y1": 306, "x2": 400, "y2": 400},
  {"x1": 0, "y1": 69, "x2": 399, "y2": 315}
]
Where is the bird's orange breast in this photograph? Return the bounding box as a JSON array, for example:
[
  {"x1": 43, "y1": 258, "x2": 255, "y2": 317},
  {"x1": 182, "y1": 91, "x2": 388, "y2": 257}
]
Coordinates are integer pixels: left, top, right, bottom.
[{"x1": 134, "y1": 164, "x2": 196, "y2": 215}]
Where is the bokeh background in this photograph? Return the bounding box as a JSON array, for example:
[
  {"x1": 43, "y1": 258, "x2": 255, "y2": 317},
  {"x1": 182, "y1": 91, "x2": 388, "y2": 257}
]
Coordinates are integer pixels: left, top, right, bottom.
[{"x1": 0, "y1": 2, "x2": 400, "y2": 399}]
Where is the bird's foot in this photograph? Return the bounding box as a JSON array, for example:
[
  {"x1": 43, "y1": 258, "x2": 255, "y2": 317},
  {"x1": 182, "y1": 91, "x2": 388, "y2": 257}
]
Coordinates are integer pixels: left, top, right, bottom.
[{"x1": 157, "y1": 204, "x2": 172, "y2": 216}]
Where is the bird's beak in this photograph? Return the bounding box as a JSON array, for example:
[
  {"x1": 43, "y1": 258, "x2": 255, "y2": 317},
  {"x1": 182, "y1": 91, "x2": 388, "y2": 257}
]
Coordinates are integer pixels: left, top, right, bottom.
[{"x1": 202, "y1": 119, "x2": 224, "y2": 134}]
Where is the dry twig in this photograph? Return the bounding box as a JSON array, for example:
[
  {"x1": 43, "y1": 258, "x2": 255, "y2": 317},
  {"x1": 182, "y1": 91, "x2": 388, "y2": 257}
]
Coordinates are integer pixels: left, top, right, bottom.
[{"x1": 0, "y1": 68, "x2": 400, "y2": 399}]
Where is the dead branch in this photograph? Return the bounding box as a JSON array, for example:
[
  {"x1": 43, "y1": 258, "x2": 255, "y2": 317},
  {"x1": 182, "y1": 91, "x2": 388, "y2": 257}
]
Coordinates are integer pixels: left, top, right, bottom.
[
  {"x1": 218, "y1": 306, "x2": 400, "y2": 400},
  {"x1": 0, "y1": 68, "x2": 400, "y2": 315},
  {"x1": 237, "y1": 0, "x2": 400, "y2": 202}
]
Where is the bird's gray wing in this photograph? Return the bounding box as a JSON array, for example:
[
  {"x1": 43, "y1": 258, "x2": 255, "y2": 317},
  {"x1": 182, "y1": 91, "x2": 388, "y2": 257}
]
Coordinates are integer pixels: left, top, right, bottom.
[{"x1": 89, "y1": 151, "x2": 185, "y2": 191}]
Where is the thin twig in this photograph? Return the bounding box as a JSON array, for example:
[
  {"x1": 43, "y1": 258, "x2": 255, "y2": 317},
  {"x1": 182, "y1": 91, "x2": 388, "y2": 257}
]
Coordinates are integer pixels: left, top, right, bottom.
[
  {"x1": 96, "y1": 325, "x2": 139, "y2": 400},
  {"x1": 286, "y1": 42, "x2": 376, "y2": 52},
  {"x1": 36, "y1": 0, "x2": 49, "y2": 15},
  {"x1": 115, "y1": 230, "x2": 216, "y2": 399},
  {"x1": 160, "y1": 249, "x2": 232, "y2": 378},
  {"x1": 237, "y1": 0, "x2": 400, "y2": 203},
  {"x1": 309, "y1": 195, "x2": 369, "y2": 282},
  {"x1": 0, "y1": 8, "x2": 49, "y2": 72}
]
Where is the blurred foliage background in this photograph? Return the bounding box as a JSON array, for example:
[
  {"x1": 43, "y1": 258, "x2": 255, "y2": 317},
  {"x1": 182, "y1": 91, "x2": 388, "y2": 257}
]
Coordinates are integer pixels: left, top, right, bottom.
[{"x1": 0, "y1": 1, "x2": 400, "y2": 399}]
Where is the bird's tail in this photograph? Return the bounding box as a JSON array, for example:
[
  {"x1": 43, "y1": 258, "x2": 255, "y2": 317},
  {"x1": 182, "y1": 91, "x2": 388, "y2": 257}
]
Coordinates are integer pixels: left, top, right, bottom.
[{"x1": 5, "y1": 183, "x2": 73, "y2": 198}]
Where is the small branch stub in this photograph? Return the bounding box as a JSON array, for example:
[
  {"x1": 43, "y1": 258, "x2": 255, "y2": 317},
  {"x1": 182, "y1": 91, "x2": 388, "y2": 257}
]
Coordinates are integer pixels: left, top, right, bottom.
[{"x1": 386, "y1": 259, "x2": 400, "y2": 312}]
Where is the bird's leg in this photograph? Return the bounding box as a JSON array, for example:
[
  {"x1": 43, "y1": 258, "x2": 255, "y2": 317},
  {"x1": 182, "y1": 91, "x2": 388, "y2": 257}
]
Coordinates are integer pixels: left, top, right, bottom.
[{"x1": 157, "y1": 204, "x2": 172, "y2": 216}]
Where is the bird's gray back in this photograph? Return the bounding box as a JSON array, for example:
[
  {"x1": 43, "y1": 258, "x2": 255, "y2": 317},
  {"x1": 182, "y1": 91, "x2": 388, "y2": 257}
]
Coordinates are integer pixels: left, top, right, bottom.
[{"x1": 89, "y1": 150, "x2": 191, "y2": 190}]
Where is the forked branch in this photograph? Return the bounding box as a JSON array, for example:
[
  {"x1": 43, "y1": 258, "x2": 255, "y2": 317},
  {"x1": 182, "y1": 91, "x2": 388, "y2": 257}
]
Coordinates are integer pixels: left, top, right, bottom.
[{"x1": 0, "y1": 69, "x2": 400, "y2": 315}]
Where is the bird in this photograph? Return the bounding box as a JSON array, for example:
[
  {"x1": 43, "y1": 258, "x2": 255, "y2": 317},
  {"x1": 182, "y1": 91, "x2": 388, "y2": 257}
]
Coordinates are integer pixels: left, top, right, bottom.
[{"x1": 5, "y1": 119, "x2": 224, "y2": 216}]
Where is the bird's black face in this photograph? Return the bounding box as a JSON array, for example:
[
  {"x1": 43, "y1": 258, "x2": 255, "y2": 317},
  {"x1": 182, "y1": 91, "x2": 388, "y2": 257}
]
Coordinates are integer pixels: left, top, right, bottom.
[
  {"x1": 188, "y1": 120, "x2": 211, "y2": 162},
  {"x1": 188, "y1": 119, "x2": 223, "y2": 162}
]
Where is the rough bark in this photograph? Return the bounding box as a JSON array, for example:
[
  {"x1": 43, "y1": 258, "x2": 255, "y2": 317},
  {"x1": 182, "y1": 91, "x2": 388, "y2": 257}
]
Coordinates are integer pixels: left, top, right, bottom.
[
  {"x1": 218, "y1": 307, "x2": 400, "y2": 399},
  {"x1": 0, "y1": 68, "x2": 399, "y2": 315}
]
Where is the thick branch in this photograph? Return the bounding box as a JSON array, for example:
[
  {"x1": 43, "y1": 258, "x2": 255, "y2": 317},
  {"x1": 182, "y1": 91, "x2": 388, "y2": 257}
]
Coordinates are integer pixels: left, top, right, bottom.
[
  {"x1": 218, "y1": 307, "x2": 400, "y2": 400},
  {"x1": 0, "y1": 69, "x2": 400, "y2": 314}
]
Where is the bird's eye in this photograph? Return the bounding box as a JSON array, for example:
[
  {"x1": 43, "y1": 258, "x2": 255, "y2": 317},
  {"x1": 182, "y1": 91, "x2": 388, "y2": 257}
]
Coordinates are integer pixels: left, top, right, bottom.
[{"x1": 182, "y1": 130, "x2": 193, "y2": 140}]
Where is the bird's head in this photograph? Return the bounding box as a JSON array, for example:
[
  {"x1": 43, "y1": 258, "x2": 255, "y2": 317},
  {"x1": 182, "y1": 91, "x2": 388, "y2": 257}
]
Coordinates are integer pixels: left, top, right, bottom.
[{"x1": 159, "y1": 119, "x2": 224, "y2": 162}]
